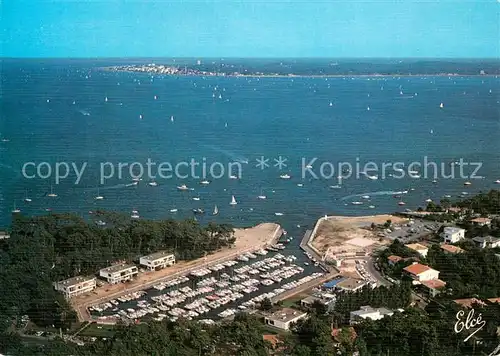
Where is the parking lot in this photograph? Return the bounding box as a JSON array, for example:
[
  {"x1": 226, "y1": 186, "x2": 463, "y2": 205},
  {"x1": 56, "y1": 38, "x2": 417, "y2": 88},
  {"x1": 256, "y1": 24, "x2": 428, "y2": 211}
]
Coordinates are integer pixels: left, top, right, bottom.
[{"x1": 383, "y1": 220, "x2": 441, "y2": 243}]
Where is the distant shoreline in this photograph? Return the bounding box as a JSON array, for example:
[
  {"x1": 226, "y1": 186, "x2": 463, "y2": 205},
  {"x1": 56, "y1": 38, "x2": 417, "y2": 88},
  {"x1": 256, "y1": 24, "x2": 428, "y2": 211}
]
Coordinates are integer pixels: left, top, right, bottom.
[{"x1": 100, "y1": 66, "x2": 497, "y2": 78}]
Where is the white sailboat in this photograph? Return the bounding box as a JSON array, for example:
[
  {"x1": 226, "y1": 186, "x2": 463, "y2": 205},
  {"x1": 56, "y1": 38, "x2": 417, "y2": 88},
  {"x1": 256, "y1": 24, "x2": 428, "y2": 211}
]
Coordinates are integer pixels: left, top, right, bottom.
[
  {"x1": 213, "y1": 205, "x2": 219, "y2": 215},
  {"x1": 329, "y1": 101, "x2": 333, "y2": 107},
  {"x1": 230, "y1": 195, "x2": 237, "y2": 205},
  {"x1": 95, "y1": 187, "x2": 104, "y2": 200},
  {"x1": 105, "y1": 97, "x2": 108, "y2": 102},
  {"x1": 439, "y1": 102, "x2": 444, "y2": 108},
  {"x1": 47, "y1": 185, "x2": 57, "y2": 197},
  {"x1": 170, "y1": 115, "x2": 174, "y2": 122},
  {"x1": 139, "y1": 114, "x2": 143, "y2": 120},
  {"x1": 24, "y1": 190, "x2": 32, "y2": 203},
  {"x1": 12, "y1": 203, "x2": 21, "y2": 213},
  {"x1": 131, "y1": 209, "x2": 140, "y2": 219}
]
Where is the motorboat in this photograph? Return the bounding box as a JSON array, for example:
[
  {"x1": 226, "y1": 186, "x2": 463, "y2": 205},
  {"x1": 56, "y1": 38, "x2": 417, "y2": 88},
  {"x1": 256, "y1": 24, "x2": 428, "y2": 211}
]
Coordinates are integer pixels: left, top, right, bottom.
[
  {"x1": 280, "y1": 174, "x2": 291, "y2": 179},
  {"x1": 177, "y1": 184, "x2": 189, "y2": 191}
]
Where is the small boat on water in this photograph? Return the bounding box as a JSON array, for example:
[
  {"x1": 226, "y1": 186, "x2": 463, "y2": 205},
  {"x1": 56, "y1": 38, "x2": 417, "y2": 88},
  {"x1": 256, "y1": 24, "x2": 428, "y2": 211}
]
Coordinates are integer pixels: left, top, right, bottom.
[
  {"x1": 297, "y1": 183, "x2": 303, "y2": 187},
  {"x1": 170, "y1": 209, "x2": 178, "y2": 213},
  {"x1": 229, "y1": 175, "x2": 238, "y2": 180},
  {"x1": 351, "y1": 201, "x2": 363, "y2": 205},
  {"x1": 361, "y1": 195, "x2": 370, "y2": 199},
  {"x1": 177, "y1": 184, "x2": 189, "y2": 191},
  {"x1": 495, "y1": 180, "x2": 500, "y2": 184},
  {"x1": 24, "y1": 190, "x2": 32, "y2": 203},
  {"x1": 192, "y1": 208, "x2": 205, "y2": 215},
  {"x1": 126, "y1": 181, "x2": 139, "y2": 187},
  {"x1": 275, "y1": 212, "x2": 284, "y2": 216},
  {"x1": 131, "y1": 210, "x2": 140, "y2": 219},
  {"x1": 330, "y1": 185, "x2": 341, "y2": 189},
  {"x1": 369, "y1": 205, "x2": 375, "y2": 209},
  {"x1": 230, "y1": 195, "x2": 237, "y2": 205},
  {"x1": 280, "y1": 174, "x2": 291, "y2": 179},
  {"x1": 257, "y1": 189, "x2": 266, "y2": 200},
  {"x1": 200, "y1": 180, "x2": 210, "y2": 185},
  {"x1": 425, "y1": 199, "x2": 433, "y2": 203},
  {"x1": 148, "y1": 181, "x2": 158, "y2": 187},
  {"x1": 212, "y1": 205, "x2": 218, "y2": 215},
  {"x1": 464, "y1": 181, "x2": 472, "y2": 186},
  {"x1": 398, "y1": 201, "x2": 406, "y2": 206},
  {"x1": 192, "y1": 197, "x2": 200, "y2": 201},
  {"x1": 95, "y1": 188, "x2": 104, "y2": 200},
  {"x1": 170, "y1": 115, "x2": 174, "y2": 122},
  {"x1": 440, "y1": 102, "x2": 444, "y2": 108},
  {"x1": 444, "y1": 194, "x2": 452, "y2": 198},
  {"x1": 47, "y1": 185, "x2": 57, "y2": 198}
]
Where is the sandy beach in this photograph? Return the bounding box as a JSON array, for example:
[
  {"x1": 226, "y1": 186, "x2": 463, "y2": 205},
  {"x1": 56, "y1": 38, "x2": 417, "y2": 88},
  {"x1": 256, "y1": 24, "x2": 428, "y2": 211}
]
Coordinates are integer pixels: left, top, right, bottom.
[
  {"x1": 72, "y1": 223, "x2": 281, "y2": 321},
  {"x1": 311, "y1": 214, "x2": 408, "y2": 257}
]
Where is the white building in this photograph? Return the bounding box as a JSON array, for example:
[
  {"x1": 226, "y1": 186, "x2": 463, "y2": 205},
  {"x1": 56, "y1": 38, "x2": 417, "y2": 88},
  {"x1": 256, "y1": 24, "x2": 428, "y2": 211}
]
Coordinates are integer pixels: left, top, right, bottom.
[
  {"x1": 349, "y1": 306, "x2": 394, "y2": 325},
  {"x1": 472, "y1": 236, "x2": 500, "y2": 249},
  {"x1": 403, "y1": 262, "x2": 440, "y2": 282},
  {"x1": 53, "y1": 276, "x2": 96, "y2": 298},
  {"x1": 405, "y1": 243, "x2": 429, "y2": 258},
  {"x1": 99, "y1": 263, "x2": 138, "y2": 284},
  {"x1": 264, "y1": 308, "x2": 308, "y2": 331},
  {"x1": 441, "y1": 227, "x2": 465, "y2": 244},
  {"x1": 139, "y1": 251, "x2": 176, "y2": 271}
]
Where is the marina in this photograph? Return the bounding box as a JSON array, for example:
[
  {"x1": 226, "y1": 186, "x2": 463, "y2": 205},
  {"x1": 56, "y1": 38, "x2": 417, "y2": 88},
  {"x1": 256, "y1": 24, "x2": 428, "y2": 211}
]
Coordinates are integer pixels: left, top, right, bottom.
[{"x1": 88, "y1": 246, "x2": 325, "y2": 323}]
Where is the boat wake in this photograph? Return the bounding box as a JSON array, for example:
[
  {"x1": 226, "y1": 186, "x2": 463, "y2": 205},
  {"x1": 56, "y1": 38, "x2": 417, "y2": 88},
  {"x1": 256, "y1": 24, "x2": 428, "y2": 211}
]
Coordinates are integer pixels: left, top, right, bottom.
[
  {"x1": 78, "y1": 109, "x2": 91, "y2": 116},
  {"x1": 341, "y1": 190, "x2": 409, "y2": 201},
  {"x1": 203, "y1": 145, "x2": 249, "y2": 164}
]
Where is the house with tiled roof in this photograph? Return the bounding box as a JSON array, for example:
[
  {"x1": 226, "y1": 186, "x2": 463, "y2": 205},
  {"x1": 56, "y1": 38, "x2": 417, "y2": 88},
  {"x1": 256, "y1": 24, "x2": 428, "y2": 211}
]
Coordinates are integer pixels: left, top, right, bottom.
[
  {"x1": 454, "y1": 298, "x2": 486, "y2": 308},
  {"x1": 471, "y1": 217, "x2": 492, "y2": 226},
  {"x1": 405, "y1": 243, "x2": 429, "y2": 258},
  {"x1": 387, "y1": 255, "x2": 403, "y2": 265},
  {"x1": 440, "y1": 244, "x2": 464, "y2": 254},
  {"x1": 403, "y1": 263, "x2": 440, "y2": 282}
]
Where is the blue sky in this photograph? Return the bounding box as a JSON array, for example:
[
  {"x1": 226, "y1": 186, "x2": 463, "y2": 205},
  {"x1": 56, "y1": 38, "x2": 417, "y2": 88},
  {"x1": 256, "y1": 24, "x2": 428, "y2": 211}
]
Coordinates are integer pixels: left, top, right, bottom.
[{"x1": 2, "y1": 0, "x2": 499, "y2": 58}]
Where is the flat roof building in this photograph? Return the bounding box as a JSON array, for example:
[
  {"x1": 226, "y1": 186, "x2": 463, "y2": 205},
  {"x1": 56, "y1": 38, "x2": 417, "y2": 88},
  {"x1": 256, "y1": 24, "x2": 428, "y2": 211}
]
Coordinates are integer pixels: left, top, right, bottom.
[
  {"x1": 264, "y1": 308, "x2": 308, "y2": 331},
  {"x1": 53, "y1": 276, "x2": 96, "y2": 299},
  {"x1": 336, "y1": 278, "x2": 367, "y2": 292},
  {"x1": 441, "y1": 227, "x2": 466, "y2": 244},
  {"x1": 349, "y1": 306, "x2": 394, "y2": 325},
  {"x1": 139, "y1": 251, "x2": 176, "y2": 271},
  {"x1": 99, "y1": 263, "x2": 138, "y2": 284},
  {"x1": 472, "y1": 236, "x2": 500, "y2": 249}
]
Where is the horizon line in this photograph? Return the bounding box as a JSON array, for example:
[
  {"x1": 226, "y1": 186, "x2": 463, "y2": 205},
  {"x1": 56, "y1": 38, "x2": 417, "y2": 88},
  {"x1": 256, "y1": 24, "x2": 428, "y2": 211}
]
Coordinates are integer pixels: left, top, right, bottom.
[{"x1": 2, "y1": 56, "x2": 500, "y2": 61}]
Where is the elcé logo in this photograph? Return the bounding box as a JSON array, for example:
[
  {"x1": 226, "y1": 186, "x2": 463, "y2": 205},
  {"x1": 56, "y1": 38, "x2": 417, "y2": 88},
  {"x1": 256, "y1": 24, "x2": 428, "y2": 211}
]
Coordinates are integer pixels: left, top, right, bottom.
[{"x1": 454, "y1": 309, "x2": 500, "y2": 356}]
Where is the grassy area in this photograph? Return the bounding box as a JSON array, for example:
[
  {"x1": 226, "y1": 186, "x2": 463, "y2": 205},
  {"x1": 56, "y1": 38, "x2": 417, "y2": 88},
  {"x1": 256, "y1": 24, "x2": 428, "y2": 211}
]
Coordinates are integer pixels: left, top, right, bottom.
[
  {"x1": 78, "y1": 323, "x2": 117, "y2": 338},
  {"x1": 279, "y1": 294, "x2": 305, "y2": 308}
]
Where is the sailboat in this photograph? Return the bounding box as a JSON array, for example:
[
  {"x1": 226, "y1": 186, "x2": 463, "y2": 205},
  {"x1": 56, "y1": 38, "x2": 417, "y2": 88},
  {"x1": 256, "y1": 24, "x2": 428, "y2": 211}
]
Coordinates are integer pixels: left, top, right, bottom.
[
  {"x1": 230, "y1": 195, "x2": 237, "y2": 205},
  {"x1": 131, "y1": 210, "x2": 140, "y2": 219},
  {"x1": 47, "y1": 185, "x2": 57, "y2": 197},
  {"x1": 439, "y1": 102, "x2": 444, "y2": 108},
  {"x1": 257, "y1": 189, "x2": 266, "y2": 200},
  {"x1": 170, "y1": 115, "x2": 174, "y2": 122},
  {"x1": 95, "y1": 187, "x2": 104, "y2": 200},
  {"x1": 213, "y1": 205, "x2": 219, "y2": 215},
  {"x1": 12, "y1": 203, "x2": 21, "y2": 213},
  {"x1": 24, "y1": 190, "x2": 32, "y2": 202},
  {"x1": 105, "y1": 97, "x2": 108, "y2": 102},
  {"x1": 139, "y1": 114, "x2": 143, "y2": 120},
  {"x1": 329, "y1": 101, "x2": 333, "y2": 107}
]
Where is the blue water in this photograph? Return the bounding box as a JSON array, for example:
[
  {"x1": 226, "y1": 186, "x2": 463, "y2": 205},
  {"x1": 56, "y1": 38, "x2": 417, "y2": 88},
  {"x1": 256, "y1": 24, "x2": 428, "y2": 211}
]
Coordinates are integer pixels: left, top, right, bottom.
[{"x1": 1, "y1": 59, "x2": 499, "y2": 235}]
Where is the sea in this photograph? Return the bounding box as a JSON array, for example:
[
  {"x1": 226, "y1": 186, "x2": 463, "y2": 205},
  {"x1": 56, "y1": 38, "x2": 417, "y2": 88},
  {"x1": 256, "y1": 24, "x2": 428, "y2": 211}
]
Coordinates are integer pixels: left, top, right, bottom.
[{"x1": 1, "y1": 58, "x2": 499, "y2": 239}]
